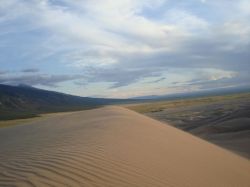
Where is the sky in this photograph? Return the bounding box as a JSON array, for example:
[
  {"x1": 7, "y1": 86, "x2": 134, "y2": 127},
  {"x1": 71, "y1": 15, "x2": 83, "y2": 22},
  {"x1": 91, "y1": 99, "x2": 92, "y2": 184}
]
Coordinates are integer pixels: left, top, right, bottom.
[{"x1": 0, "y1": 0, "x2": 250, "y2": 98}]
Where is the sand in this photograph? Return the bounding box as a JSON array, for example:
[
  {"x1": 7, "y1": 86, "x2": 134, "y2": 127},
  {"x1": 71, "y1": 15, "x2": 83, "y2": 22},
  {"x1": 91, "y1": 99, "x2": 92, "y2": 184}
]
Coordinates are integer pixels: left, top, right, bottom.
[{"x1": 0, "y1": 106, "x2": 249, "y2": 187}]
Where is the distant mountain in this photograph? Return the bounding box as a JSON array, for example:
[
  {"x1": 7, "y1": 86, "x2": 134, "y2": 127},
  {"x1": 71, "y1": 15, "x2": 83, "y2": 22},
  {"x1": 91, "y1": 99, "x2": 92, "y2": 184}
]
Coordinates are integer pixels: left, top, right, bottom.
[
  {"x1": 3, "y1": 83, "x2": 249, "y2": 120},
  {"x1": 131, "y1": 86, "x2": 250, "y2": 101},
  {"x1": 130, "y1": 95, "x2": 159, "y2": 100},
  {"x1": 0, "y1": 84, "x2": 135, "y2": 120}
]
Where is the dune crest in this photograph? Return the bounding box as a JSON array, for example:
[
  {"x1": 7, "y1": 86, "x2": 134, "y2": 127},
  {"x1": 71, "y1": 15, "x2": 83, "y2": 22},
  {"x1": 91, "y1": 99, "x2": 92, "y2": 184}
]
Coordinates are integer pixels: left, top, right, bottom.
[{"x1": 0, "y1": 106, "x2": 249, "y2": 187}]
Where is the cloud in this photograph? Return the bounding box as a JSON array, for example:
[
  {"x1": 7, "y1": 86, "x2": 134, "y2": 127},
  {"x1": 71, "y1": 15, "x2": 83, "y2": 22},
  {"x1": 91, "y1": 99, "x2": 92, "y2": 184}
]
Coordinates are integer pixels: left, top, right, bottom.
[
  {"x1": 171, "y1": 68, "x2": 250, "y2": 91},
  {"x1": 0, "y1": 74, "x2": 82, "y2": 87},
  {"x1": 0, "y1": 70, "x2": 8, "y2": 75},
  {"x1": 186, "y1": 75, "x2": 250, "y2": 90},
  {"x1": 147, "y1": 77, "x2": 166, "y2": 83},
  {"x1": 21, "y1": 68, "x2": 39, "y2": 73},
  {"x1": 79, "y1": 66, "x2": 164, "y2": 88},
  {"x1": 164, "y1": 9, "x2": 209, "y2": 32},
  {"x1": 0, "y1": 0, "x2": 250, "y2": 97}
]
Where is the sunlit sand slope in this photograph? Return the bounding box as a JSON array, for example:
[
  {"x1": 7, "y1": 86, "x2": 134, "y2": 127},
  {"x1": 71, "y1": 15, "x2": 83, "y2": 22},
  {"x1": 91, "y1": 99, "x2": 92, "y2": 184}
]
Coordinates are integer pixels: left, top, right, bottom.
[{"x1": 0, "y1": 106, "x2": 249, "y2": 187}]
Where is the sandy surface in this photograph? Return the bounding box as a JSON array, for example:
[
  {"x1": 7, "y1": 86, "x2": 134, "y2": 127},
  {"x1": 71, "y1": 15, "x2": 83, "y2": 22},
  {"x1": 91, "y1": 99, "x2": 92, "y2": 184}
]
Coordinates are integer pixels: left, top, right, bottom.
[
  {"x1": 127, "y1": 95, "x2": 250, "y2": 159},
  {"x1": 0, "y1": 106, "x2": 249, "y2": 187}
]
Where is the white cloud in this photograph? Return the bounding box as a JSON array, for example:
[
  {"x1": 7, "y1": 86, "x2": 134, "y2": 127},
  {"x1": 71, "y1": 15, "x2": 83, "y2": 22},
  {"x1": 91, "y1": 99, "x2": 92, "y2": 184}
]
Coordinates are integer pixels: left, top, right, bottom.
[
  {"x1": 202, "y1": 69, "x2": 237, "y2": 81},
  {"x1": 238, "y1": 0, "x2": 250, "y2": 16},
  {"x1": 0, "y1": 0, "x2": 250, "y2": 97},
  {"x1": 23, "y1": 0, "x2": 190, "y2": 68},
  {"x1": 164, "y1": 9, "x2": 209, "y2": 32}
]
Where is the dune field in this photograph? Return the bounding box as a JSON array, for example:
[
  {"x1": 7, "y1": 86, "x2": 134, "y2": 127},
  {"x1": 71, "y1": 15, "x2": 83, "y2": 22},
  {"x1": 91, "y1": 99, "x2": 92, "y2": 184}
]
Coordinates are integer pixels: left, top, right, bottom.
[
  {"x1": 0, "y1": 106, "x2": 249, "y2": 187},
  {"x1": 126, "y1": 93, "x2": 250, "y2": 158}
]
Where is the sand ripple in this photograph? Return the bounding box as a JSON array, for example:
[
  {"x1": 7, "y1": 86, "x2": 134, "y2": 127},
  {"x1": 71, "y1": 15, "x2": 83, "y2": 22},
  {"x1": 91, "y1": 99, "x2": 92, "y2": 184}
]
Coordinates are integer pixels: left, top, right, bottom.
[{"x1": 0, "y1": 106, "x2": 250, "y2": 187}]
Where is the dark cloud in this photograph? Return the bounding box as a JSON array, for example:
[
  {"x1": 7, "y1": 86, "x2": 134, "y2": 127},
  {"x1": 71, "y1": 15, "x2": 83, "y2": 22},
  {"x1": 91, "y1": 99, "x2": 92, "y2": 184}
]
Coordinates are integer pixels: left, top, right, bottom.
[
  {"x1": 146, "y1": 77, "x2": 166, "y2": 83},
  {"x1": 114, "y1": 38, "x2": 250, "y2": 73},
  {"x1": 21, "y1": 68, "x2": 40, "y2": 73},
  {"x1": 80, "y1": 66, "x2": 164, "y2": 88},
  {"x1": 0, "y1": 74, "x2": 82, "y2": 87},
  {"x1": 0, "y1": 70, "x2": 8, "y2": 75},
  {"x1": 77, "y1": 38, "x2": 250, "y2": 89},
  {"x1": 88, "y1": 35, "x2": 250, "y2": 89},
  {"x1": 75, "y1": 40, "x2": 250, "y2": 90},
  {"x1": 179, "y1": 72, "x2": 250, "y2": 90}
]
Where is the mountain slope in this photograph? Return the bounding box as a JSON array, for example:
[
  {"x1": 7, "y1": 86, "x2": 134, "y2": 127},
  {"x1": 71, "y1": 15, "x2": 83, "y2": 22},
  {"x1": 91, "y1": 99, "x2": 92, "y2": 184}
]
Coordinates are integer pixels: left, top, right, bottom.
[{"x1": 0, "y1": 84, "x2": 131, "y2": 120}]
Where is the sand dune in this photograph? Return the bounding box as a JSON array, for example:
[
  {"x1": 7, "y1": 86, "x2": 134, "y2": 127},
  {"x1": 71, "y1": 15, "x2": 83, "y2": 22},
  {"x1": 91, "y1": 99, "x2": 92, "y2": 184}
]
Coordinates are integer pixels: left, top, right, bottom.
[{"x1": 0, "y1": 106, "x2": 249, "y2": 187}]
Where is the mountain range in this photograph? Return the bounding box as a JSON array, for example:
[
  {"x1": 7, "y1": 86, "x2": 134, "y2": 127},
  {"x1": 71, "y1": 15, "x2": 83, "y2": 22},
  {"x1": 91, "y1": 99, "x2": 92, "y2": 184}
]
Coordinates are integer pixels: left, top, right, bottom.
[
  {"x1": 0, "y1": 84, "x2": 135, "y2": 120},
  {"x1": 1, "y1": 83, "x2": 250, "y2": 120}
]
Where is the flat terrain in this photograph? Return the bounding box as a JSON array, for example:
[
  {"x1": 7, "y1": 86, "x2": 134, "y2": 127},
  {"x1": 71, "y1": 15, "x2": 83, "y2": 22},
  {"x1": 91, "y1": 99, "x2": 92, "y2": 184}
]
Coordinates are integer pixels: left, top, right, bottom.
[
  {"x1": 0, "y1": 106, "x2": 249, "y2": 187},
  {"x1": 127, "y1": 93, "x2": 250, "y2": 159}
]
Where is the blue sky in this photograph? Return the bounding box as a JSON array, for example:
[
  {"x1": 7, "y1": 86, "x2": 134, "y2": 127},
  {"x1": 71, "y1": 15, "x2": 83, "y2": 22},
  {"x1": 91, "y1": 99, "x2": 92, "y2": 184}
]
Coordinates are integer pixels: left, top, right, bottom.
[{"x1": 0, "y1": 0, "x2": 250, "y2": 98}]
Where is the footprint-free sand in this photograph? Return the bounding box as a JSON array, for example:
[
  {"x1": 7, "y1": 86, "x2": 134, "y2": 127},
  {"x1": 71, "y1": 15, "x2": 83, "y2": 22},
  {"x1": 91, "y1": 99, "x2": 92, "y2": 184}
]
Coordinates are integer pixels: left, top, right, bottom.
[{"x1": 0, "y1": 106, "x2": 249, "y2": 186}]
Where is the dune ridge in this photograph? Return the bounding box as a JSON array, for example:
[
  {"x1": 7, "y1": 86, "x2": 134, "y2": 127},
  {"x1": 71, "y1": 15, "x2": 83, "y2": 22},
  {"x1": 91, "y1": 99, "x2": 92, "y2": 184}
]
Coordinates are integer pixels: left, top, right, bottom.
[{"x1": 0, "y1": 106, "x2": 249, "y2": 187}]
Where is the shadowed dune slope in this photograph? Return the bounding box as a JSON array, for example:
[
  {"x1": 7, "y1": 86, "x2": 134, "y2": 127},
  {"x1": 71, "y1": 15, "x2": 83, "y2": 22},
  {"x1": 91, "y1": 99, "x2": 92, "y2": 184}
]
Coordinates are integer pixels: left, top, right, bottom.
[{"x1": 0, "y1": 106, "x2": 249, "y2": 187}]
